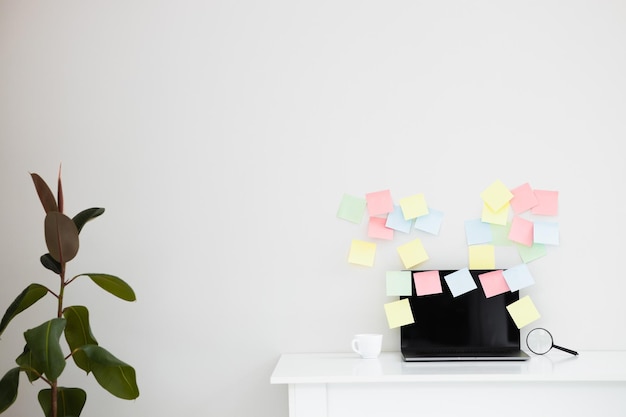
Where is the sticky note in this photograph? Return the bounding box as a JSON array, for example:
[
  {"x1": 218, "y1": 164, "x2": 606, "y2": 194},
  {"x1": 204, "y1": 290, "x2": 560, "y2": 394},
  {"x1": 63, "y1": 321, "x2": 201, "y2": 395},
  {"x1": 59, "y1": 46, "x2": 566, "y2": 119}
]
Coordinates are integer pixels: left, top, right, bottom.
[
  {"x1": 384, "y1": 298, "x2": 415, "y2": 329},
  {"x1": 479, "y1": 270, "x2": 510, "y2": 298},
  {"x1": 399, "y1": 193, "x2": 429, "y2": 220},
  {"x1": 413, "y1": 270, "x2": 443, "y2": 296},
  {"x1": 531, "y1": 190, "x2": 558, "y2": 216},
  {"x1": 368, "y1": 216, "x2": 394, "y2": 240},
  {"x1": 444, "y1": 268, "x2": 477, "y2": 297},
  {"x1": 508, "y1": 216, "x2": 534, "y2": 246},
  {"x1": 516, "y1": 243, "x2": 547, "y2": 263},
  {"x1": 481, "y1": 180, "x2": 513, "y2": 212},
  {"x1": 386, "y1": 271, "x2": 412, "y2": 296},
  {"x1": 507, "y1": 295, "x2": 541, "y2": 329},
  {"x1": 397, "y1": 238, "x2": 429, "y2": 269},
  {"x1": 348, "y1": 240, "x2": 376, "y2": 267},
  {"x1": 533, "y1": 221, "x2": 559, "y2": 245},
  {"x1": 491, "y1": 223, "x2": 513, "y2": 246},
  {"x1": 366, "y1": 190, "x2": 394, "y2": 216},
  {"x1": 386, "y1": 205, "x2": 413, "y2": 233},
  {"x1": 414, "y1": 208, "x2": 444, "y2": 235},
  {"x1": 337, "y1": 194, "x2": 366, "y2": 223},
  {"x1": 468, "y1": 244, "x2": 495, "y2": 269},
  {"x1": 503, "y1": 264, "x2": 535, "y2": 291},
  {"x1": 465, "y1": 219, "x2": 492, "y2": 245},
  {"x1": 481, "y1": 202, "x2": 509, "y2": 226},
  {"x1": 510, "y1": 183, "x2": 538, "y2": 214}
]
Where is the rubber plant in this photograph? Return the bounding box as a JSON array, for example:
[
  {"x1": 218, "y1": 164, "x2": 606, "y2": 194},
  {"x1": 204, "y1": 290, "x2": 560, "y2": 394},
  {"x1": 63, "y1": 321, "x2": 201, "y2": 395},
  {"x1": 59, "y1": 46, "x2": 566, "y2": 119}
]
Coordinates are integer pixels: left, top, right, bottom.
[{"x1": 0, "y1": 168, "x2": 139, "y2": 417}]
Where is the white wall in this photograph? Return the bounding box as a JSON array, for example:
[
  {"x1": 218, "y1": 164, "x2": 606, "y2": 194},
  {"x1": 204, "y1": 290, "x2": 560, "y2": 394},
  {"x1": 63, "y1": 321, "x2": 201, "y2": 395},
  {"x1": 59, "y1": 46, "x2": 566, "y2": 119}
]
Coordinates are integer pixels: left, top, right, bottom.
[{"x1": 1, "y1": 1, "x2": 625, "y2": 416}]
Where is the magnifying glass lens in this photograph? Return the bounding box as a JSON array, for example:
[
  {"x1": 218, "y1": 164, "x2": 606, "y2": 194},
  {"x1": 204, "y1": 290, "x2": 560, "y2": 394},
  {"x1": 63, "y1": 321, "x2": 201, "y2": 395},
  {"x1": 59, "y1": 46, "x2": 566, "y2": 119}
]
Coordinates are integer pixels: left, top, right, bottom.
[{"x1": 526, "y1": 328, "x2": 553, "y2": 355}]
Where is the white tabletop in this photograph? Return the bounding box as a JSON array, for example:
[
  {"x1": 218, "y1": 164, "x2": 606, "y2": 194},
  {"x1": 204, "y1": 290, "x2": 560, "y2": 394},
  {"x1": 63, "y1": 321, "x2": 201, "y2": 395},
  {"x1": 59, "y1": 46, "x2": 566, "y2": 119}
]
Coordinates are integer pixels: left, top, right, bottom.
[{"x1": 270, "y1": 351, "x2": 626, "y2": 384}]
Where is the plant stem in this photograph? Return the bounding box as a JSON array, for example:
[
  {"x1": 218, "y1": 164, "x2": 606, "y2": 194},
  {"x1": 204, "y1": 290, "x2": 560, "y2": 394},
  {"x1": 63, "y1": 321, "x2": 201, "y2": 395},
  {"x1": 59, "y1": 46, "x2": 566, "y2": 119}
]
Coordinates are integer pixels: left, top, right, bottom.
[{"x1": 51, "y1": 265, "x2": 66, "y2": 417}]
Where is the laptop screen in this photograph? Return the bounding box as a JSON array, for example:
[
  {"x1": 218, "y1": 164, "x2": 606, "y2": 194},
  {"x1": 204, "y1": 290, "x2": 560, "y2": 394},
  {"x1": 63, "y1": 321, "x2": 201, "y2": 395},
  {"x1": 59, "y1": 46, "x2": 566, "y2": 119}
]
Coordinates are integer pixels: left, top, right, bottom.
[{"x1": 401, "y1": 270, "x2": 520, "y2": 353}]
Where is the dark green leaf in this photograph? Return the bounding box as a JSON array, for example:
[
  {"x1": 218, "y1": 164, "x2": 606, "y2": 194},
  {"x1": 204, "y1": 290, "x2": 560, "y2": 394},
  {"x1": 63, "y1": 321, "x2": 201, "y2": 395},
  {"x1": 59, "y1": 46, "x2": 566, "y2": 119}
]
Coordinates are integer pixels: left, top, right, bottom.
[
  {"x1": 16, "y1": 344, "x2": 40, "y2": 382},
  {"x1": 72, "y1": 208, "x2": 105, "y2": 234},
  {"x1": 24, "y1": 319, "x2": 67, "y2": 382},
  {"x1": 0, "y1": 367, "x2": 20, "y2": 413},
  {"x1": 40, "y1": 253, "x2": 62, "y2": 274},
  {"x1": 31, "y1": 173, "x2": 58, "y2": 213},
  {"x1": 63, "y1": 306, "x2": 98, "y2": 372},
  {"x1": 0, "y1": 284, "x2": 49, "y2": 336},
  {"x1": 38, "y1": 387, "x2": 86, "y2": 417},
  {"x1": 83, "y1": 274, "x2": 136, "y2": 301},
  {"x1": 44, "y1": 212, "x2": 79, "y2": 264},
  {"x1": 79, "y1": 345, "x2": 139, "y2": 400}
]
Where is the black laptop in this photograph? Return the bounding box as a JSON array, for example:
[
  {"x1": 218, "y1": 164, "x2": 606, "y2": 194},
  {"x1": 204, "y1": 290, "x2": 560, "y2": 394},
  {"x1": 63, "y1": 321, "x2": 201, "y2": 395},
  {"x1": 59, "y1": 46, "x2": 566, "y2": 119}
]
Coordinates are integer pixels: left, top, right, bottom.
[{"x1": 401, "y1": 269, "x2": 529, "y2": 362}]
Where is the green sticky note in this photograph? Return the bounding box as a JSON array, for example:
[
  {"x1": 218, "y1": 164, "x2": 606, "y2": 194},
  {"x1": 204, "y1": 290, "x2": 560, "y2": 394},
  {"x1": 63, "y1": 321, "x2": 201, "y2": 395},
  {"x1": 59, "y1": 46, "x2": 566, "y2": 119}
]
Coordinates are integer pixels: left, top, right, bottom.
[
  {"x1": 337, "y1": 194, "x2": 366, "y2": 224},
  {"x1": 386, "y1": 271, "x2": 412, "y2": 296}
]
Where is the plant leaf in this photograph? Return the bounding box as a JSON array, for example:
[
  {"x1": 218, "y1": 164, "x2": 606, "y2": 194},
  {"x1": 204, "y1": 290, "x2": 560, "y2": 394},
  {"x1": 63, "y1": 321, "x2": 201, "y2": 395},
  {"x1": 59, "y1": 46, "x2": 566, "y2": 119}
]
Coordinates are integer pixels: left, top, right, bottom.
[
  {"x1": 31, "y1": 173, "x2": 58, "y2": 213},
  {"x1": 72, "y1": 208, "x2": 105, "y2": 234},
  {"x1": 16, "y1": 344, "x2": 40, "y2": 382},
  {"x1": 63, "y1": 306, "x2": 98, "y2": 372},
  {"x1": 57, "y1": 164, "x2": 64, "y2": 214},
  {"x1": 24, "y1": 318, "x2": 67, "y2": 382},
  {"x1": 0, "y1": 284, "x2": 49, "y2": 336},
  {"x1": 38, "y1": 387, "x2": 86, "y2": 417},
  {"x1": 40, "y1": 253, "x2": 62, "y2": 274},
  {"x1": 79, "y1": 345, "x2": 139, "y2": 400},
  {"x1": 82, "y1": 274, "x2": 136, "y2": 302},
  {"x1": 44, "y1": 212, "x2": 80, "y2": 264},
  {"x1": 0, "y1": 367, "x2": 20, "y2": 413}
]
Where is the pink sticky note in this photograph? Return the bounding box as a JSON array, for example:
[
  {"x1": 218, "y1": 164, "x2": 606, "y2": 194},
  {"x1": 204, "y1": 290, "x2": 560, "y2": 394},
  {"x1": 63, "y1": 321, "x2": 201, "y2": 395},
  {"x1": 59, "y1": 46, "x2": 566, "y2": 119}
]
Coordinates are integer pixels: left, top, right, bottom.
[
  {"x1": 508, "y1": 217, "x2": 534, "y2": 246},
  {"x1": 368, "y1": 216, "x2": 394, "y2": 240},
  {"x1": 532, "y1": 190, "x2": 558, "y2": 216},
  {"x1": 366, "y1": 190, "x2": 394, "y2": 216},
  {"x1": 479, "y1": 270, "x2": 510, "y2": 298},
  {"x1": 413, "y1": 271, "x2": 442, "y2": 296},
  {"x1": 510, "y1": 183, "x2": 538, "y2": 214}
]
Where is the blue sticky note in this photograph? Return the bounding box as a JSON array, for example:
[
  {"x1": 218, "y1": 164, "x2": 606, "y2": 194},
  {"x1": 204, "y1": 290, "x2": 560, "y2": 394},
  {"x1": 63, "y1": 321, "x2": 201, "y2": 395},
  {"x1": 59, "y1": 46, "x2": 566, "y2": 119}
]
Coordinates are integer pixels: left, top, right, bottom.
[
  {"x1": 444, "y1": 268, "x2": 477, "y2": 297},
  {"x1": 503, "y1": 264, "x2": 535, "y2": 291},
  {"x1": 414, "y1": 208, "x2": 444, "y2": 235},
  {"x1": 465, "y1": 219, "x2": 492, "y2": 245},
  {"x1": 386, "y1": 205, "x2": 413, "y2": 233},
  {"x1": 533, "y1": 221, "x2": 559, "y2": 245}
]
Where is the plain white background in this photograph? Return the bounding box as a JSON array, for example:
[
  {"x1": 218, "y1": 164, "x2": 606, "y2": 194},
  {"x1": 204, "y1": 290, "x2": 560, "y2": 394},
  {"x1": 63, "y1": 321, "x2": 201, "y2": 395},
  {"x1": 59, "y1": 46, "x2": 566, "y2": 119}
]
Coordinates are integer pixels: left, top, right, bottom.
[{"x1": 1, "y1": 1, "x2": 625, "y2": 416}]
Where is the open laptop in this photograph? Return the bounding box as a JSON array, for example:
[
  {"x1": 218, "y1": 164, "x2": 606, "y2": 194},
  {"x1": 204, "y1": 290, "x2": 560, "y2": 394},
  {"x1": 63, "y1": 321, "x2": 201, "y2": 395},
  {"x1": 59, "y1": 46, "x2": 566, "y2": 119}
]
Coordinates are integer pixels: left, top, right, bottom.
[{"x1": 401, "y1": 269, "x2": 529, "y2": 362}]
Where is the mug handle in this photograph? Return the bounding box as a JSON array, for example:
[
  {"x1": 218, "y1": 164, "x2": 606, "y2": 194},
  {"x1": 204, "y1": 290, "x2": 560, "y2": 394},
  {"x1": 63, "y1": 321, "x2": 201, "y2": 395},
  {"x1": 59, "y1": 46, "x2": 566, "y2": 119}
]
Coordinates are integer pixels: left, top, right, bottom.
[{"x1": 351, "y1": 339, "x2": 361, "y2": 355}]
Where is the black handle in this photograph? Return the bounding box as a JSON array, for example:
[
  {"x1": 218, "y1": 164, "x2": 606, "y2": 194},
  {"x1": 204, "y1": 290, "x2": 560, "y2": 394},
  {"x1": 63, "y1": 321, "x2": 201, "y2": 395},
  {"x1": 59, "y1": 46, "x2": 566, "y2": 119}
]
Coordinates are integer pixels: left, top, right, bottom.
[{"x1": 552, "y1": 344, "x2": 578, "y2": 356}]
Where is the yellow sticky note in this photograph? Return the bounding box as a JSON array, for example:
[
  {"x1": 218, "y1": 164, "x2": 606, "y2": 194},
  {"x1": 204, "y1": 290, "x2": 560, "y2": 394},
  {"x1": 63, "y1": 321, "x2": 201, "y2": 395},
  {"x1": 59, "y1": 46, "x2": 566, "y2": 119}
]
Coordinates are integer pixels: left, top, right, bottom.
[
  {"x1": 384, "y1": 298, "x2": 415, "y2": 329},
  {"x1": 481, "y1": 180, "x2": 513, "y2": 212},
  {"x1": 399, "y1": 193, "x2": 429, "y2": 220},
  {"x1": 506, "y1": 295, "x2": 541, "y2": 329},
  {"x1": 348, "y1": 240, "x2": 376, "y2": 267},
  {"x1": 481, "y1": 201, "x2": 509, "y2": 226},
  {"x1": 469, "y1": 244, "x2": 495, "y2": 269},
  {"x1": 397, "y1": 238, "x2": 429, "y2": 269}
]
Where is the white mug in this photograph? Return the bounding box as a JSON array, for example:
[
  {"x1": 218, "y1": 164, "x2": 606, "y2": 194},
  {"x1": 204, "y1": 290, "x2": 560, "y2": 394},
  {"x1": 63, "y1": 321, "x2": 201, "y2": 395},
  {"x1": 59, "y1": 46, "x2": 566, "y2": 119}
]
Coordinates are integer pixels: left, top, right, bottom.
[{"x1": 351, "y1": 334, "x2": 382, "y2": 359}]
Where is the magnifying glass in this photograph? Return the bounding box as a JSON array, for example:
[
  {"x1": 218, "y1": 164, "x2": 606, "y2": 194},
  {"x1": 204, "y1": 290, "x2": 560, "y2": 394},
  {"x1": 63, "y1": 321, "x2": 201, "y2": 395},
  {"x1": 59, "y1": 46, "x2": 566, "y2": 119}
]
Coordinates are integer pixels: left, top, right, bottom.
[{"x1": 526, "y1": 328, "x2": 578, "y2": 356}]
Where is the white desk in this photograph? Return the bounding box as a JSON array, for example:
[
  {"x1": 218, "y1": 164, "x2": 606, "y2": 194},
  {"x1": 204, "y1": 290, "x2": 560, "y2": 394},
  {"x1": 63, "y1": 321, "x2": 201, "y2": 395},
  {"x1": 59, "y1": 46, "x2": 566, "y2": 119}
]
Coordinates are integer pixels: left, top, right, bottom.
[{"x1": 271, "y1": 351, "x2": 626, "y2": 417}]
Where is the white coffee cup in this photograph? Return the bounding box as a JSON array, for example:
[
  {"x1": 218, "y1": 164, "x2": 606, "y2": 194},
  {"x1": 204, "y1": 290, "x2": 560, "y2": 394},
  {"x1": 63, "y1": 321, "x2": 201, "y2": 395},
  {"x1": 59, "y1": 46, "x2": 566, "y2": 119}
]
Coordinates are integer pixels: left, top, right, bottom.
[{"x1": 351, "y1": 334, "x2": 383, "y2": 359}]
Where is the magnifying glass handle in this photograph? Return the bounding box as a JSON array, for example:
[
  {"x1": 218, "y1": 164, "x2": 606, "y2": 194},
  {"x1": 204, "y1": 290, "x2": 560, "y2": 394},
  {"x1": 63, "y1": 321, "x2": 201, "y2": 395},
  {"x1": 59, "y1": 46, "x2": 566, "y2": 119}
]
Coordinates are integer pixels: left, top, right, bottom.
[{"x1": 553, "y1": 344, "x2": 579, "y2": 356}]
